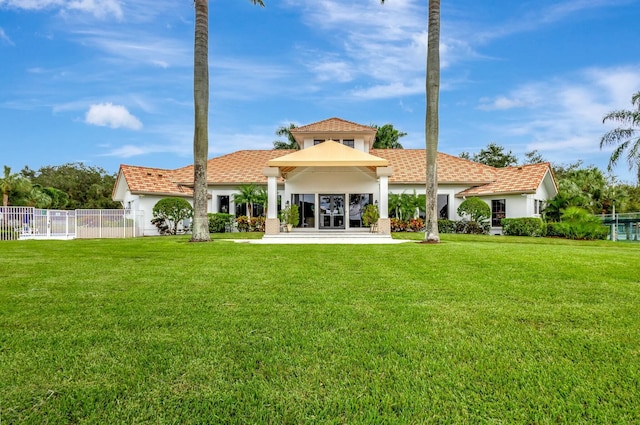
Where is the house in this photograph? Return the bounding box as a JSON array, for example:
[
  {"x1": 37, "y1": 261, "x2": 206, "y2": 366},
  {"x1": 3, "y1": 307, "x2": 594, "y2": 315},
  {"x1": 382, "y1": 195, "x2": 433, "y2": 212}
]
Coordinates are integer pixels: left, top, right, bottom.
[{"x1": 112, "y1": 117, "x2": 558, "y2": 236}]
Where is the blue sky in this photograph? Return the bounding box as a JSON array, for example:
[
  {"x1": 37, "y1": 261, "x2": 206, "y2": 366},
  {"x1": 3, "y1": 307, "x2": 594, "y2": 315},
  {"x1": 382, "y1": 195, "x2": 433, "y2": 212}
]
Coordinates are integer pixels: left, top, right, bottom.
[{"x1": 1, "y1": 0, "x2": 639, "y2": 182}]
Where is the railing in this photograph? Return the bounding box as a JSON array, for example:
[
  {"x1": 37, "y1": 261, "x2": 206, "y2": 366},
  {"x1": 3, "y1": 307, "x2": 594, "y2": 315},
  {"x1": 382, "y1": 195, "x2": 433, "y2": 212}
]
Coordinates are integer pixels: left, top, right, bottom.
[
  {"x1": 0, "y1": 207, "x2": 144, "y2": 240},
  {"x1": 597, "y1": 212, "x2": 640, "y2": 242}
]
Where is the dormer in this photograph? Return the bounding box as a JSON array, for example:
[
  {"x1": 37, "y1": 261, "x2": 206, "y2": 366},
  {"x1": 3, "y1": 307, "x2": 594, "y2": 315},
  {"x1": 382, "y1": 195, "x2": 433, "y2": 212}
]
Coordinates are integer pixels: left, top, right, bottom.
[{"x1": 290, "y1": 117, "x2": 377, "y2": 152}]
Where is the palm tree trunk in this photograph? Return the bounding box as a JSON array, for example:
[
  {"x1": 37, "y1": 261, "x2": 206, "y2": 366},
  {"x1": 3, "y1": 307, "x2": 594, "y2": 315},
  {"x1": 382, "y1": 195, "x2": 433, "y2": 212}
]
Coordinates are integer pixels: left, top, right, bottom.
[
  {"x1": 191, "y1": 0, "x2": 211, "y2": 242},
  {"x1": 424, "y1": 0, "x2": 440, "y2": 243}
]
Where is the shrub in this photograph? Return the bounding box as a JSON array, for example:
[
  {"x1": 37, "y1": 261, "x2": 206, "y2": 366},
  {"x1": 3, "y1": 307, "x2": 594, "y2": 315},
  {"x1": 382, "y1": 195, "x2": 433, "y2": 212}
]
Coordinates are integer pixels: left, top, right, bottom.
[
  {"x1": 236, "y1": 216, "x2": 250, "y2": 232},
  {"x1": 438, "y1": 219, "x2": 456, "y2": 234},
  {"x1": 152, "y1": 197, "x2": 193, "y2": 235},
  {"x1": 208, "y1": 213, "x2": 234, "y2": 233},
  {"x1": 390, "y1": 218, "x2": 407, "y2": 232},
  {"x1": 553, "y1": 207, "x2": 609, "y2": 240},
  {"x1": 457, "y1": 197, "x2": 491, "y2": 224},
  {"x1": 407, "y1": 217, "x2": 424, "y2": 232},
  {"x1": 546, "y1": 222, "x2": 563, "y2": 237},
  {"x1": 362, "y1": 204, "x2": 379, "y2": 227},
  {"x1": 250, "y1": 216, "x2": 266, "y2": 232},
  {"x1": 456, "y1": 220, "x2": 489, "y2": 235},
  {"x1": 502, "y1": 217, "x2": 546, "y2": 237},
  {"x1": 279, "y1": 204, "x2": 299, "y2": 227}
]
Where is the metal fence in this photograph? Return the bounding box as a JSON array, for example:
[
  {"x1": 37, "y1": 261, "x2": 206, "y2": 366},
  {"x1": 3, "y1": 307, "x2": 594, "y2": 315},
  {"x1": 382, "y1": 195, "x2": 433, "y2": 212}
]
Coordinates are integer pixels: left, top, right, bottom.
[{"x1": 0, "y1": 207, "x2": 143, "y2": 240}]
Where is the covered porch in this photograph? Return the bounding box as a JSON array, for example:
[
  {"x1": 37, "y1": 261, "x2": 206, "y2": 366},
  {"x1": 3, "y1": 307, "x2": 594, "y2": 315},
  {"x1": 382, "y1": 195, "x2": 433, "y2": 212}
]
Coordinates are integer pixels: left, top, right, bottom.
[{"x1": 262, "y1": 141, "x2": 393, "y2": 235}]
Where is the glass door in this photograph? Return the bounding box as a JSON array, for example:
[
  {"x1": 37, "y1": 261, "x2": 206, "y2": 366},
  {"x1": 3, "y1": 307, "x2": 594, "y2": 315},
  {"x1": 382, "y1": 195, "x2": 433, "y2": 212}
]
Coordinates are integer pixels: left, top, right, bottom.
[
  {"x1": 319, "y1": 194, "x2": 345, "y2": 229},
  {"x1": 292, "y1": 194, "x2": 315, "y2": 228}
]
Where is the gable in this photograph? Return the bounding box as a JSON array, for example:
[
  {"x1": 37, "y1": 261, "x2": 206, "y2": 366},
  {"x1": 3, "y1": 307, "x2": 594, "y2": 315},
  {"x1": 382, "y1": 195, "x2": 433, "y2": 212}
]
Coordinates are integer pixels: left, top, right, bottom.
[
  {"x1": 456, "y1": 163, "x2": 556, "y2": 197},
  {"x1": 290, "y1": 117, "x2": 377, "y2": 147},
  {"x1": 268, "y1": 140, "x2": 388, "y2": 168}
]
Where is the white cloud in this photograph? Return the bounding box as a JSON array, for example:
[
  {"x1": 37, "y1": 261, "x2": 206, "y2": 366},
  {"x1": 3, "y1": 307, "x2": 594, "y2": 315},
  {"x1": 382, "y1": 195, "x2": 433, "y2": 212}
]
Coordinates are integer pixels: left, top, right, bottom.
[
  {"x1": 0, "y1": 27, "x2": 14, "y2": 45},
  {"x1": 476, "y1": 66, "x2": 640, "y2": 167},
  {"x1": 85, "y1": 103, "x2": 142, "y2": 130},
  {"x1": 67, "y1": 0, "x2": 122, "y2": 19},
  {"x1": 71, "y1": 29, "x2": 189, "y2": 68},
  {"x1": 0, "y1": 0, "x2": 123, "y2": 19}
]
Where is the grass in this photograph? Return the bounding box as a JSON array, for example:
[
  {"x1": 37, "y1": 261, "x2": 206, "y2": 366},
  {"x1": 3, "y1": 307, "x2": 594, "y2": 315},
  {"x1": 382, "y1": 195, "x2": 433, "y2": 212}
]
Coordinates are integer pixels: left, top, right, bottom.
[{"x1": 1, "y1": 234, "x2": 639, "y2": 424}]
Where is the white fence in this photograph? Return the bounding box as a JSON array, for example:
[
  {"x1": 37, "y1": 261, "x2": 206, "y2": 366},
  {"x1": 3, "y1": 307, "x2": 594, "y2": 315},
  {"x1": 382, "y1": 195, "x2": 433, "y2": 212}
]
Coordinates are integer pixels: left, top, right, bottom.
[{"x1": 0, "y1": 207, "x2": 144, "y2": 240}]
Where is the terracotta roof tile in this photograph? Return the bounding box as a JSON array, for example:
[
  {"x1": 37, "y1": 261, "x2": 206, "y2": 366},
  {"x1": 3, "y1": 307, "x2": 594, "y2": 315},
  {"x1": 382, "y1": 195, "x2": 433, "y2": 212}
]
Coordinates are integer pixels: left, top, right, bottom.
[
  {"x1": 119, "y1": 165, "x2": 193, "y2": 196},
  {"x1": 457, "y1": 163, "x2": 553, "y2": 197},
  {"x1": 371, "y1": 150, "x2": 497, "y2": 184},
  {"x1": 118, "y1": 150, "x2": 555, "y2": 198},
  {"x1": 291, "y1": 117, "x2": 376, "y2": 134}
]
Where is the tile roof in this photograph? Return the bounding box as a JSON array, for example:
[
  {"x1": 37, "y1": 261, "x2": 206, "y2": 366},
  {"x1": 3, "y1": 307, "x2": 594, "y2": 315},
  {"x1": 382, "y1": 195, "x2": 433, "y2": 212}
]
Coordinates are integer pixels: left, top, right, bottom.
[
  {"x1": 118, "y1": 165, "x2": 193, "y2": 196},
  {"x1": 116, "y1": 149, "x2": 555, "y2": 198},
  {"x1": 371, "y1": 150, "x2": 497, "y2": 184},
  {"x1": 456, "y1": 162, "x2": 554, "y2": 197},
  {"x1": 290, "y1": 117, "x2": 377, "y2": 134},
  {"x1": 202, "y1": 150, "x2": 292, "y2": 183}
]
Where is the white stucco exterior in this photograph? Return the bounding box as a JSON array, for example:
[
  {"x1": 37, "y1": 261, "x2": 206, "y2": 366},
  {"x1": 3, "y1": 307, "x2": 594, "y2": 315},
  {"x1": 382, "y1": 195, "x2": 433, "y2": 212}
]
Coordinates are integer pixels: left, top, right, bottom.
[{"x1": 112, "y1": 118, "x2": 559, "y2": 236}]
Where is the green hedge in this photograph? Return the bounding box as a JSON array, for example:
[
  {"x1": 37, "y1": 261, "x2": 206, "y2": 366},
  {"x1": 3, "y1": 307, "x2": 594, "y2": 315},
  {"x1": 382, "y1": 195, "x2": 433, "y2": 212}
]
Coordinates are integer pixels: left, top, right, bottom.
[
  {"x1": 552, "y1": 221, "x2": 609, "y2": 240},
  {"x1": 437, "y1": 219, "x2": 456, "y2": 234},
  {"x1": 502, "y1": 217, "x2": 546, "y2": 237},
  {"x1": 208, "y1": 213, "x2": 234, "y2": 233}
]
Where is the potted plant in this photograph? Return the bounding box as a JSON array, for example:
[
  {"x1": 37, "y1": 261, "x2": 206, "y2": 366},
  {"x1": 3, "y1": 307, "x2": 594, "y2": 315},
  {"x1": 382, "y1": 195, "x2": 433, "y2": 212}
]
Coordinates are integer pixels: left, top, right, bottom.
[
  {"x1": 279, "y1": 203, "x2": 299, "y2": 232},
  {"x1": 362, "y1": 203, "x2": 379, "y2": 231}
]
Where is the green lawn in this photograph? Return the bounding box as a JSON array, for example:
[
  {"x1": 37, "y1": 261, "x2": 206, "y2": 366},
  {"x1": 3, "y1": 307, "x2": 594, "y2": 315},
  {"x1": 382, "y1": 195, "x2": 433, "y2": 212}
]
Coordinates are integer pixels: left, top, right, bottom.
[{"x1": 1, "y1": 235, "x2": 639, "y2": 424}]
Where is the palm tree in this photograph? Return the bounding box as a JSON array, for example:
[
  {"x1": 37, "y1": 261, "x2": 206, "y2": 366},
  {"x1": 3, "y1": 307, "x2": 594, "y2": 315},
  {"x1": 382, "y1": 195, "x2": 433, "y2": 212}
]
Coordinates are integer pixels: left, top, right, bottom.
[
  {"x1": 273, "y1": 123, "x2": 298, "y2": 150},
  {"x1": 372, "y1": 124, "x2": 406, "y2": 149},
  {"x1": 0, "y1": 165, "x2": 31, "y2": 207},
  {"x1": 423, "y1": 0, "x2": 441, "y2": 243},
  {"x1": 382, "y1": 0, "x2": 440, "y2": 242},
  {"x1": 234, "y1": 184, "x2": 261, "y2": 219},
  {"x1": 191, "y1": 0, "x2": 265, "y2": 242},
  {"x1": 600, "y1": 91, "x2": 640, "y2": 184}
]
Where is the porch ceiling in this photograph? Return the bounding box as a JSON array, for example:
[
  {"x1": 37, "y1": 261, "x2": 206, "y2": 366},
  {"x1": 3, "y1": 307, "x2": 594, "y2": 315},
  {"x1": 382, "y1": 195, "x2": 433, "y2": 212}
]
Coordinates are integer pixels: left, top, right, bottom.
[{"x1": 268, "y1": 140, "x2": 388, "y2": 168}]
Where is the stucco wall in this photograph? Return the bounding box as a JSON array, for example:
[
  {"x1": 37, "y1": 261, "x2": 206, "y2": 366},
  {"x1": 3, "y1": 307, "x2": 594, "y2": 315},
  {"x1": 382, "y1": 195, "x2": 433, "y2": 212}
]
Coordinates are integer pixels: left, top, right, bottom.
[{"x1": 284, "y1": 167, "x2": 379, "y2": 203}]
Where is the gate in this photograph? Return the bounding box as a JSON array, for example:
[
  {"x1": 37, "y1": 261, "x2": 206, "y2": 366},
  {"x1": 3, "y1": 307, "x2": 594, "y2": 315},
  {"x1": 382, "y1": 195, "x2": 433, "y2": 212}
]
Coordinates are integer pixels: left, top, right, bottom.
[
  {"x1": 0, "y1": 207, "x2": 143, "y2": 240},
  {"x1": 76, "y1": 209, "x2": 142, "y2": 239}
]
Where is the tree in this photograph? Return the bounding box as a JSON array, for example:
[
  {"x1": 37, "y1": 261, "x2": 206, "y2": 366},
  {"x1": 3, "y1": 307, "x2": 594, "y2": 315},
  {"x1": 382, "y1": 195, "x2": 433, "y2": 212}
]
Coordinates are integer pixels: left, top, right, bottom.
[
  {"x1": 600, "y1": 91, "x2": 640, "y2": 184},
  {"x1": 457, "y1": 196, "x2": 491, "y2": 234},
  {"x1": 273, "y1": 124, "x2": 298, "y2": 150},
  {"x1": 523, "y1": 150, "x2": 545, "y2": 165},
  {"x1": 191, "y1": 0, "x2": 265, "y2": 242},
  {"x1": 372, "y1": 124, "x2": 406, "y2": 149},
  {"x1": 423, "y1": 0, "x2": 441, "y2": 243},
  {"x1": 234, "y1": 184, "x2": 262, "y2": 219},
  {"x1": 23, "y1": 163, "x2": 118, "y2": 209},
  {"x1": 457, "y1": 196, "x2": 491, "y2": 223},
  {"x1": 382, "y1": 0, "x2": 440, "y2": 241},
  {"x1": 191, "y1": 0, "x2": 211, "y2": 242},
  {"x1": 0, "y1": 165, "x2": 31, "y2": 207},
  {"x1": 152, "y1": 197, "x2": 194, "y2": 235},
  {"x1": 462, "y1": 143, "x2": 518, "y2": 168}
]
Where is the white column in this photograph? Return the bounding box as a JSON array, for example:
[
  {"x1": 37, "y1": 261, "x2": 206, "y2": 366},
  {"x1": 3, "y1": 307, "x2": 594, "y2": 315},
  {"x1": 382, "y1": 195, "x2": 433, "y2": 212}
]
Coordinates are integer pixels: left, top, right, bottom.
[
  {"x1": 263, "y1": 167, "x2": 280, "y2": 219},
  {"x1": 376, "y1": 167, "x2": 393, "y2": 219},
  {"x1": 267, "y1": 176, "x2": 277, "y2": 219},
  {"x1": 379, "y1": 175, "x2": 389, "y2": 219}
]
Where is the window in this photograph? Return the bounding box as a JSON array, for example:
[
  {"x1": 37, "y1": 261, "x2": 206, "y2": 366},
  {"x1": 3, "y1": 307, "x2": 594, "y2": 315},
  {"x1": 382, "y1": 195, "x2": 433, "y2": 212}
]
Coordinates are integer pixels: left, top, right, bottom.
[
  {"x1": 491, "y1": 199, "x2": 506, "y2": 227},
  {"x1": 534, "y1": 199, "x2": 543, "y2": 215},
  {"x1": 235, "y1": 202, "x2": 247, "y2": 218},
  {"x1": 348, "y1": 194, "x2": 373, "y2": 228},
  {"x1": 343, "y1": 139, "x2": 355, "y2": 148},
  {"x1": 313, "y1": 139, "x2": 325, "y2": 145},
  {"x1": 217, "y1": 195, "x2": 229, "y2": 214},
  {"x1": 437, "y1": 194, "x2": 449, "y2": 219},
  {"x1": 292, "y1": 194, "x2": 315, "y2": 228}
]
